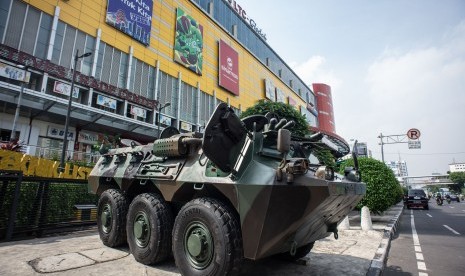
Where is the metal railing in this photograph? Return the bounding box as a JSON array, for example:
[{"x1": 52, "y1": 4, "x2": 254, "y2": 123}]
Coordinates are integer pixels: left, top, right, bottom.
[{"x1": 0, "y1": 171, "x2": 98, "y2": 241}]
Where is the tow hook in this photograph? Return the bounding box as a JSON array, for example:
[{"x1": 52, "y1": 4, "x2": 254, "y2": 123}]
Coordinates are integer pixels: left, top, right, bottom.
[{"x1": 333, "y1": 230, "x2": 339, "y2": 240}]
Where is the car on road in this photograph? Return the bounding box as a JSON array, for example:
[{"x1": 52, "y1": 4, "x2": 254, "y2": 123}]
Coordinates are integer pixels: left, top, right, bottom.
[
  {"x1": 406, "y1": 189, "x2": 429, "y2": 210},
  {"x1": 448, "y1": 193, "x2": 460, "y2": 202}
]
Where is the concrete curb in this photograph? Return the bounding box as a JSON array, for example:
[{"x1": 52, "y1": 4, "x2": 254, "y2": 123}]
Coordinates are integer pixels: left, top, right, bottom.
[{"x1": 366, "y1": 203, "x2": 404, "y2": 276}]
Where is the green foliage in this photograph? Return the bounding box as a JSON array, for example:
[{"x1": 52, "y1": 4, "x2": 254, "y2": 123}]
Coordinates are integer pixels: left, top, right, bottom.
[
  {"x1": 339, "y1": 157, "x2": 403, "y2": 214},
  {"x1": 240, "y1": 100, "x2": 310, "y2": 137},
  {"x1": 314, "y1": 149, "x2": 336, "y2": 168},
  {"x1": 449, "y1": 172, "x2": 465, "y2": 186}
]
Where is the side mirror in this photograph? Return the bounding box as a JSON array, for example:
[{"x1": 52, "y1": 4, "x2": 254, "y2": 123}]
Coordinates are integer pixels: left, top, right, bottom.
[{"x1": 277, "y1": 129, "x2": 291, "y2": 154}]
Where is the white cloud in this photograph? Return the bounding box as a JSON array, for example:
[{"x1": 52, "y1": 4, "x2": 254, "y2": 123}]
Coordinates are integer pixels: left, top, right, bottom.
[
  {"x1": 290, "y1": 56, "x2": 342, "y2": 90},
  {"x1": 337, "y1": 20, "x2": 465, "y2": 175}
]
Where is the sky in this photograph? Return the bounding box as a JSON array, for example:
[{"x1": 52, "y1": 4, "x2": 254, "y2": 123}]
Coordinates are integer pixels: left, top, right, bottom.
[{"x1": 239, "y1": 0, "x2": 465, "y2": 176}]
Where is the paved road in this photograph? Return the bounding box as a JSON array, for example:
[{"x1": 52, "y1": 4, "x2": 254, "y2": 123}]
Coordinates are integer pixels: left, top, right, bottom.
[{"x1": 384, "y1": 200, "x2": 465, "y2": 276}]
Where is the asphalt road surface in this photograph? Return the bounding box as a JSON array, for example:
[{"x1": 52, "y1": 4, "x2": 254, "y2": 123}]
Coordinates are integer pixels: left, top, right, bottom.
[{"x1": 383, "y1": 200, "x2": 465, "y2": 276}]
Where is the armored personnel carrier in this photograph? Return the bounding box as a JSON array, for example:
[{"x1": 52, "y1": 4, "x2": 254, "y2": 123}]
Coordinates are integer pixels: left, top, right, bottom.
[{"x1": 88, "y1": 103, "x2": 365, "y2": 275}]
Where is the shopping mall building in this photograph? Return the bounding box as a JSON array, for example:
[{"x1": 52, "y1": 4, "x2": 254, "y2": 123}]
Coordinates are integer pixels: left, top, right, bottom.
[{"x1": 0, "y1": 0, "x2": 341, "y2": 162}]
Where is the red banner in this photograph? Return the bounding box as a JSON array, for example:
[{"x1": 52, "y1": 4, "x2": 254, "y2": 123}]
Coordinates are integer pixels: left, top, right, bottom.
[{"x1": 219, "y1": 40, "x2": 239, "y2": 96}]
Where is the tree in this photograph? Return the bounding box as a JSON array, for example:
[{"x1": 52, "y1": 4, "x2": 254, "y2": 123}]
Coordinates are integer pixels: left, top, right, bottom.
[
  {"x1": 449, "y1": 172, "x2": 465, "y2": 192},
  {"x1": 339, "y1": 157, "x2": 403, "y2": 214},
  {"x1": 240, "y1": 100, "x2": 310, "y2": 137}
]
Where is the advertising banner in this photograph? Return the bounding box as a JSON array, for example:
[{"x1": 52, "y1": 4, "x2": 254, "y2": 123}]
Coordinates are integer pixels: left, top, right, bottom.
[
  {"x1": 53, "y1": 80, "x2": 79, "y2": 98},
  {"x1": 219, "y1": 40, "x2": 239, "y2": 95},
  {"x1": 159, "y1": 114, "x2": 172, "y2": 126},
  {"x1": 174, "y1": 8, "x2": 203, "y2": 75},
  {"x1": 105, "y1": 0, "x2": 153, "y2": 46},
  {"x1": 130, "y1": 105, "x2": 147, "y2": 118},
  {"x1": 307, "y1": 103, "x2": 318, "y2": 116},
  {"x1": 97, "y1": 94, "x2": 117, "y2": 110},
  {"x1": 0, "y1": 62, "x2": 31, "y2": 82},
  {"x1": 264, "y1": 79, "x2": 275, "y2": 101},
  {"x1": 288, "y1": 96, "x2": 297, "y2": 108},
  {"x1": 180, "y1": 121, "x2": 192, "y2": 132},
  {"x1": 276, "y1": 88, "x2": 285, "y2": 103}
]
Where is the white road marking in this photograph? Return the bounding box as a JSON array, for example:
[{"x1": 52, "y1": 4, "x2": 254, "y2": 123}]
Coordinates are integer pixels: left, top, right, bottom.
[
  {"x1": 417, "y1": 261, "x2": 427, "y2": 271},
  {"x1": 450, "y1": 206, "x2": 455, "y2": 209},
  {"x1": 426, "y1": 213, "x2": 432, "y2": 218},
  {"x1": 411, "y1": 210, "x2": 428, "y2": 275},
  {"x1": 443, "y1": 225, "x2": 460, "y2": 235}
]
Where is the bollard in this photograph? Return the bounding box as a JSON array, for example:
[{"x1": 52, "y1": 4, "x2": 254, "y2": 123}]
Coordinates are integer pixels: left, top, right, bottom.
[
  {"x1": 361, "y1": 206, "x2": 373, "y2": 231},
  {"x1": 338, "y1": 216, "x2": 350, "y2": 230}
]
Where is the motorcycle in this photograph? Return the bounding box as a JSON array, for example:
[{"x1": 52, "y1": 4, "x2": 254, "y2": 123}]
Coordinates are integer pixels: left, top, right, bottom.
[
  {"x1": 436, "y1": 196, "x2": 443, "y2": 206},
  {"x1": 445, "y1": 194, "x2": 451, "y2": 204}
]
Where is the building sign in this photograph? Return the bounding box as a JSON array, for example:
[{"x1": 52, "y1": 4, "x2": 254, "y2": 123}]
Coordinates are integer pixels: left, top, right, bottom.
[
  {"x1": 264, "y1": 79, "x2": 275, "y2": 101},
  {"x1": 0, "y1": 61, "x2": 31, "y2": 82},
  {"x1": 97, "y1": 94, "x2": 117, "y2": 110},
  {"x1": 174, "y1": 8, "x2": 203, "y2": 75},
  {"x1": 408, "y1": 140, "x2": 421, "y2": 149},
  {"x1": 276, "y1": 88, "x2": 285, "y2": 103},
  {"x1": 130, "y1": 105, "x2": 147, "y2": 118},
  {"x1": 288, "y1": 96, "x2": 297, "y2": 108},
  {"x1": 105, "y1": 0, "x2": 153, "y2": 46},
  {"x1": 180, "y1": 121, "x2": 192, "y2": 132},
  {"x1": 47, "y1": 126, "x2": 74, "y2": 141},
  {"x1": 78, "y1": 132, "x2": 99, "y2": 145},
  {"x1": 218, "y1": 40, "x2": 239, "y2": 96},
  {"x1": 53, "y1": 80, "x2": 79, "y2": 98},
  {"x1": 223, "y1": 0, "x2": 267, "y2": 41},
  {"x1": 159, "y1": 114, "x2": 172, "y2": 126}
]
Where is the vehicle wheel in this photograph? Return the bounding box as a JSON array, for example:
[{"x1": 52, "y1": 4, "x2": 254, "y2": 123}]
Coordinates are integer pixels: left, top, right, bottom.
[
  {"x1": 97, "y1": 189, "x2": 129, "y2": 247},
  {"x1": 424, "y1": 205, "x2": 429, "y2": 210},
  {"x1": 172, "y1": 198, "x2": 243, "y2": 276},
  {"x1": 279, "y1": 242, "x2": 315, "y2": 261},
  {"x1": 127, "y1": 193, "x2": 173, "y2": 265}
]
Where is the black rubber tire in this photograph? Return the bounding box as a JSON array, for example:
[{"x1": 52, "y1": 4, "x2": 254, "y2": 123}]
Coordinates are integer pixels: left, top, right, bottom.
[
  {"x1": 97, "y1": 189, "x2": 129, "y2": 247},
  {"x1": 172, "y1": 198, "x2": 243, "y2": 276},
  {"x1": 127, "y1": 193, "x2": 173, "y2": 265},
  {"x1": 424, "y1": 205, "x2": 429, "y2": 210},
  {"x1": 279, "y1": 242, "x2": 315, "y2": 261}
]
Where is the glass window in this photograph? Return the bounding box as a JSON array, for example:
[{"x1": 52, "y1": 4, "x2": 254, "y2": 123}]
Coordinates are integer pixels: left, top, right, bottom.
[
  {"x1": 81, "y1": 35, "x2": 95, "y2": 76},
  {"x1": 118, "y1": 52, "x2": 128, "y2": 89},
  {"x1": 20, "y1": 5, "x2": 40, "y2": 55},
  {"x1": 0, "y1": 0, "x2": 11, "y2": 40},
  {"x1": 4, "y1": 0, "x2": 26, "y2": 48},
  {"x1": 35, "y1": 12, "x2": 52, "y2": 59},
  {"x1": 95, "y1": 41, "x2": 105, "y2": 79},
  {"x1": 51, "y1": 21, "x2": 65, "y2": 64},
  {"x1": 60, "y1": 25, "x2": 77, "y2": 69}
]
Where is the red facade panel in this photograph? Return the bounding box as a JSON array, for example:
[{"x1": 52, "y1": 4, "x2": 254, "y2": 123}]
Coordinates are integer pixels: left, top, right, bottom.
[{"x1": 313, "y1": 83, "x2": 336, "y2": 134}]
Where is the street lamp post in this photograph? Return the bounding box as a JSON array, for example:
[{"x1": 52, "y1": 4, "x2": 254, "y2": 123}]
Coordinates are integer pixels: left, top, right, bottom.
[
  {"x1": 10, "y1": 65, "x2": 30, "y2": 141},
  {"x1": 59, "y1": 49, "x2": 92, "y2": 172},
  {"x1": 156, "y1": 102, "x2": 171, "y2": 139}
]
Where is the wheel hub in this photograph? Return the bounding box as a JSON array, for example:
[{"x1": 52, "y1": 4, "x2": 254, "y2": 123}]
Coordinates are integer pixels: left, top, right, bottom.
[
  {"x1": 184, "y1": 222, "x2": 213, "y2": 269},
  {"x1": 133, "y1": 212, "x2": 150, "y2": 247},
  {"x1": 101, "y1": 204, "x2": 112, "y2": 233}
]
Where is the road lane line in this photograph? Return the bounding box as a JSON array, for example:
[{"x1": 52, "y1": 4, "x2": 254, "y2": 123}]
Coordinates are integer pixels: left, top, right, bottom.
[
  {"x1": 443, "y1": 225, "x2": 460, "y2": 235},
  {"x1": 449, "y1": 206, "x2": 455, "y2": 209},
  {"x1": 426, "y1": 213, "x2": 432, "y2": 218},
  {"x1": 411, "y1": 210, "x2": 428, "y2": 275}
]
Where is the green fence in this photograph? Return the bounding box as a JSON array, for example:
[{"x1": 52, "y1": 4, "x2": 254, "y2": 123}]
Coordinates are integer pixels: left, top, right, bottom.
[{"x1": 0, "y1": 171, "x2": 98, "y2": 241}]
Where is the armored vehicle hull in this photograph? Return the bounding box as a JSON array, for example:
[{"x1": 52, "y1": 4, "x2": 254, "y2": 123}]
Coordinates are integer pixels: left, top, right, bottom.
[{"x1": 88, "y1": 103, "x2": 365, "y2": 275}]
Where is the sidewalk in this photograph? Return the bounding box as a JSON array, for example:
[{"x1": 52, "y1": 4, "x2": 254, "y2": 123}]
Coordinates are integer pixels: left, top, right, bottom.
[{"x1": 0, "y1": 203, "x2": 404, "y2": 276}]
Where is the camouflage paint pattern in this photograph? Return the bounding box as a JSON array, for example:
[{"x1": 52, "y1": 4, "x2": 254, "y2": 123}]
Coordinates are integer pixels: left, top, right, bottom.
[{"x1": 88, "y1": 103, "x2": 365, "y2": 260}]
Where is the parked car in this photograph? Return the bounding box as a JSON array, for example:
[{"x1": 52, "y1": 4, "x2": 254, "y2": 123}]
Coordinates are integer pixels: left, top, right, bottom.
[{"x1": 406, "y1": 189, "x2": 429, "y2": 210}]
